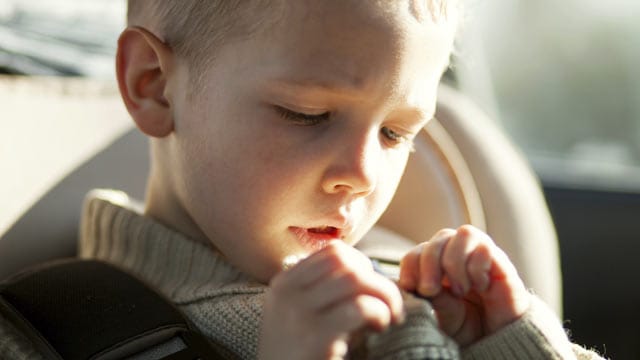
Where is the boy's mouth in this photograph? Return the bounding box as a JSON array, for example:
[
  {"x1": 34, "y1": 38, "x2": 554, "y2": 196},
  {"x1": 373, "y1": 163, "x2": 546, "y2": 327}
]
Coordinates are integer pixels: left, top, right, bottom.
[
  {"x1": 307, "y1": 226, "x2": 340, "y2": 237},
  {"x1": 289, "y1": 226, "x2": 345, "y2": 251}
]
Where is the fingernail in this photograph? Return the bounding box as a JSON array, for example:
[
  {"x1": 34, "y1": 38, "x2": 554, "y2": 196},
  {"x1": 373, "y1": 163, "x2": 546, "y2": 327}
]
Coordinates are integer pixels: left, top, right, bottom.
[{"x1": 418, "y1": 282, "x2": 433, "y2": 296}]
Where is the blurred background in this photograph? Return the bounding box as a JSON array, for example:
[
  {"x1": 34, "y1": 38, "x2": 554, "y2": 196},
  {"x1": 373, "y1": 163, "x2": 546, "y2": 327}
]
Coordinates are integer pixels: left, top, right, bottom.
[
  {"x1": 455, "y1": 1, "x2": 640, "y2": 357},
  {"x1": 1, "y1": 0, "x2": 639, "y2": 358},
  {"x1": 0, "y1": 0, "x2": 123, "y2": 77}
]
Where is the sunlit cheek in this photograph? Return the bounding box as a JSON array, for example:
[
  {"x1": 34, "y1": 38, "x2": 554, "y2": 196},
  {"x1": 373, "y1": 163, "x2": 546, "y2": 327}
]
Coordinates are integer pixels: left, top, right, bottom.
[
  {"x1": 377, "y1": 150, "x2": 411, "y2": 204},
  {"x1": 390, "y1": 147, "x2": 412, "y2": 176}
]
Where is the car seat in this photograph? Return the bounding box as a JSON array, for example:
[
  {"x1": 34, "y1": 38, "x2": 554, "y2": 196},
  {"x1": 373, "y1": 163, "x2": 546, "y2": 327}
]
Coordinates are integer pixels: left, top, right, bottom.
[{"x1": 0, "y1": 75, "x2": 562, "y2": 315}]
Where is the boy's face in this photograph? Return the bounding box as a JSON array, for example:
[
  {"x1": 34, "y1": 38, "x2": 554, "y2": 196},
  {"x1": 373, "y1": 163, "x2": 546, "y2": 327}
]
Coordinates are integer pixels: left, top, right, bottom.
[{"x1": 164, "y1": 0, "x2": 456, "y2": 282}]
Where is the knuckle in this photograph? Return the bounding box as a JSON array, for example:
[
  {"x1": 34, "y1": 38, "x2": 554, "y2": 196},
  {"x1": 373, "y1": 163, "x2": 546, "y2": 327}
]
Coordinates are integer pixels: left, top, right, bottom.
[
  {"x1": 372, "y1": 272, "x2": 395, "y2": 294},
  {"x1": 342, "y1": 298, "x2": 367, "y2": 326},
  {"x1": 422, "y1": 242, "x2": 442, "y2": 261},
  {"x1": 456, "y1": 225, "x2": 492, "y2": 244},
  {"x1": 324, "y1": 246, "x2": 349, "y2": 268},
  {"x1": 457, "y1": 224, "x2": 477, "y2": 233},
  {"x1": 401, "y1": 245, "x2": 421, "y2": 265},
  {"x1": 458, "y1": 225, "x2": 496, "y2": 248},
  {"x1": 352, "y1": 296, "x2": 369, "y2": 315},
  {"x1": 436, "y1": 227, "x2": 457, "y2": 238},
  {"x1": 384, "y1": 281, "x2": 403, "y2": 308},
  {"x1": 340, "y1": 269, "x2": 361, "y2": 286},
  {"x1": 354, "y1": 295, "x2": 390, "y2": 326},
  {"x1": 325, "y1": 243, "x2": 371, "y2": 272},
  {"x1": 349, "y1": 296, "x2": 377, "y2": 321},
  {"x1": 399, "y1": 253, "x2": 411, "y2": 267},
  {"x1": 323, "y1": 242, "x2": 342, "y2": 256},
  {"x1": 441, "y1": 255, "x2": 459, "y2": 274},
  {"x1": 353, "y1": 250, "x2": 373, "y2": 269},
  {"x1": 456, "y1": 224, "x2": 476, "y2": 239}
]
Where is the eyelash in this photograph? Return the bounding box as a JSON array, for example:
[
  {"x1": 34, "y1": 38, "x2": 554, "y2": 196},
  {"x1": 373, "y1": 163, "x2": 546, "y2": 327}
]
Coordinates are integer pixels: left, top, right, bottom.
[
  {"x1": 381, "y1": 126, "x2": 415, "y2": 151},
  {"x1": 381, "y1": 127, "x2": 404, "y2": 142},
  {"x1": 275, "y1": 106, "x2": 330, "y2": 126},
  {"x1": 275, "y1": 106, "x2": 415, "y2": 150}
]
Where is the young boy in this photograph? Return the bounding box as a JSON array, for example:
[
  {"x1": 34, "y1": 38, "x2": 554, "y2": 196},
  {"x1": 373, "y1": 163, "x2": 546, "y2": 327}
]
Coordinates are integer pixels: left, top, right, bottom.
[
  {"x1": 112, "y1": 0, "x2": 605, "y2": 358},
  {"x1": 0, "y1": 0, "x2": 604, "y2": 359}
]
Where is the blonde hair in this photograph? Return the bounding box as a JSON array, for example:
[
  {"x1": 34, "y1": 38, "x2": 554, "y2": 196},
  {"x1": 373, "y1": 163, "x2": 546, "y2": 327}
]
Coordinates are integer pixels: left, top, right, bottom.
[
  {"x1": 128, "y1": 0, "x2": 276, "y2": 90},
  {"x1": 127, "y1": 0, "x2": 459, "y2": 88}
]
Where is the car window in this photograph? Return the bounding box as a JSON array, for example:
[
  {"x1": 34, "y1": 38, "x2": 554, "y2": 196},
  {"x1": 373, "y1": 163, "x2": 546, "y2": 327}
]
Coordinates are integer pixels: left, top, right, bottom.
[
  {"x1": 0, "y1": 0, "x2": 124, "y2": 77},
  {"x1": 456, "y1": 0, "x2": 640, "y2": 192}
]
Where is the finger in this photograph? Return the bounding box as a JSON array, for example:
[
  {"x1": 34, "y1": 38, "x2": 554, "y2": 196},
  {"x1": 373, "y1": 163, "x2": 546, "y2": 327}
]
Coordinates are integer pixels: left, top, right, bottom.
[
  {"x1": 487, "y1": 244, "x2": 519, "y2": 282},
  {"x1": 319, "y1": 294, "x2": 392, "y2": 334},
  {"x1": 417, "y1": 228, "x2": 456, "y2": 297},
  {"x1": 429, "y1": 290, "x2": 466, "y2": 336},
  {"x1": 441, "y1": 225, "x2": 484, "y2": 297},
  {"x1": 277, "y1": 242, "x2": 404, "y2": 324},
  {"x1": 399, "y1": 245, "x2": 420, "y2": 291},
  {"x1": 331, "y1": 244, "x2": 405, "y2": 324},
  {"x1": 304, "y1": 266, "x2": 404, "y2": 324},
  {"x1": 481, "y1": 244, "x2": 530, "y2": 312},
  {"x1": 467, "y1": 241, "x2": 492, "y2": 293},
  {"x1": 274, "y1": 241, "x2": 361, "y2": 290},
  {"x1": 432, "y1": 290, "x2": 484, "y2": 347}
]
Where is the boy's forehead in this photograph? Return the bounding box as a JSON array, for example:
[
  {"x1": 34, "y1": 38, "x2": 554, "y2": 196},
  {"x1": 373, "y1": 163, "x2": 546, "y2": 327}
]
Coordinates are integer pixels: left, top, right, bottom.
[
  {"x1": 261, "y1": 0, "x2": 454, "y2": 101},
  {"x1": 248, "y1": 0, "x2": 452, "y2": 119},
  {"x1": 186, "y1": 0, "x2": 455, "y2": 114}
]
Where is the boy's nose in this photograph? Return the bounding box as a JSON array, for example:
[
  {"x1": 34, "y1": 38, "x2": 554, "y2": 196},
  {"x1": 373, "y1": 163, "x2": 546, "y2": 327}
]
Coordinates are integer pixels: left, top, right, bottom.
[{"x1": 321, "y1": 133, "x2": 379, "y2": 197}]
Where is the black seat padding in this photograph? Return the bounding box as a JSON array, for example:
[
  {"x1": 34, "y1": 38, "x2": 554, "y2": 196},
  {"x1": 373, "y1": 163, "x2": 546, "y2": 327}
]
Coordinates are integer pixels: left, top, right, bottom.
[{"x1": 0, "y1": 259, "x2": 231, "y2": 359}]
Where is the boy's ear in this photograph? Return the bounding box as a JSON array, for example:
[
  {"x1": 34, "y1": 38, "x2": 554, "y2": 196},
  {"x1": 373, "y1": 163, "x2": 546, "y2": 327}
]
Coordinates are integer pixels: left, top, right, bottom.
[{"x1": 116, "y1": 26, "x2": 174, "y2": 138}]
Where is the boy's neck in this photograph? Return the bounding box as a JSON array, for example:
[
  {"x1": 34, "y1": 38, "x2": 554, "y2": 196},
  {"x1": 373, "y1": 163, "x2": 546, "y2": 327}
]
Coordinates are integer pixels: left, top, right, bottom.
[{"x1": 145, "y1": 175, "x2": 212, "y2": 249}]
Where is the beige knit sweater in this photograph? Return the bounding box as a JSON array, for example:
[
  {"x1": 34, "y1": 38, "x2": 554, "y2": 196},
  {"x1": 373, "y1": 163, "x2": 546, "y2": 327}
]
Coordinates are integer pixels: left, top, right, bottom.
[{"x1": 0, "y1": 190, "x2": 605, "y2": 359}]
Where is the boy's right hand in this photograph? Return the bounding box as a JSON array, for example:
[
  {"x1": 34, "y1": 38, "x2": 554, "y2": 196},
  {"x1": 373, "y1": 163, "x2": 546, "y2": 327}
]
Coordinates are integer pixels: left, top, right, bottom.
[{"x1": 258, "y1": 241, "x2": 404, "y2": 360}]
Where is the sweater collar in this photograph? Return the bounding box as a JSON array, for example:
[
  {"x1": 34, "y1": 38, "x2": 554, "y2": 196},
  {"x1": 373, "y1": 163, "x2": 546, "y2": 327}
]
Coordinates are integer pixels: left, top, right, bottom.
[{"x1": 78, "y1": 189, "x2": 257, "y2": 303}]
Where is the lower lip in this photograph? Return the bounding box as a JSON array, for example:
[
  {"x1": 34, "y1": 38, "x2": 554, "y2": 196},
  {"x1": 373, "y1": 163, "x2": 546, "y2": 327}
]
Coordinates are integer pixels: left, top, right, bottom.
[{"x1": 289, "y1": 227, "x2": 340, "y2": 251}]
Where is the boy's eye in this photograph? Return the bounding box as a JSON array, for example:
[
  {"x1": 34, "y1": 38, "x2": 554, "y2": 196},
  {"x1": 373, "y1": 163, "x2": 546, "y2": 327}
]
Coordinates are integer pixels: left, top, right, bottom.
[
  {"x1": 381, "y1": 126, "x2": 416, "y2": 151},
  {"x1": 381, "y1": 126, "x2": 402, "y2": 141},
  {"x1": 275, "y1": 106, "x2": 330, "y2": 126}
]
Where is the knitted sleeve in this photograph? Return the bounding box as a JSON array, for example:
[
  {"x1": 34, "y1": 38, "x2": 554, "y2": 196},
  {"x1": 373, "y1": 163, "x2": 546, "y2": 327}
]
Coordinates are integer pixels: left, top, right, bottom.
[
  {"x1": 461, "y1": 296, "x2": 607, "y2": 360},
  {"x1": 358, "y1": 292, "x2": 606, "y2": 360}
]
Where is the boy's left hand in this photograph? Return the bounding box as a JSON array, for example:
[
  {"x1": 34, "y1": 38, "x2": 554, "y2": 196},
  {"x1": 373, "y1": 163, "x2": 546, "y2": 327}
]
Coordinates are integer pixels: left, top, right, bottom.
[{"x1": 398, "y1": 225, "x2": 531, "y2": 347}]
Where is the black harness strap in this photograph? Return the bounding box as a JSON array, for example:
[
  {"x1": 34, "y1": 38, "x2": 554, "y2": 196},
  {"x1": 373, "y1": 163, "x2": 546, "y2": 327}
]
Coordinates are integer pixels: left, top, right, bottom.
[{"x1": 0, "y1": 259, "x2": 232, "y2": 360}]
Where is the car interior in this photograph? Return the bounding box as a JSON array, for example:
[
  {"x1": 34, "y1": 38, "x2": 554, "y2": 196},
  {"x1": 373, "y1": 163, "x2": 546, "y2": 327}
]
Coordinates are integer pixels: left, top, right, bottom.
[{"x1": 2, "y1": 1, "x2": 639, "y2": 358}]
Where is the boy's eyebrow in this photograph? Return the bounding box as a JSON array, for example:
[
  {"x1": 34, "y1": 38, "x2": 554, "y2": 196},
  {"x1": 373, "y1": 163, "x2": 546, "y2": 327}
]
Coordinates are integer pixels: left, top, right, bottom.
[
  {"x1": 392, "y1": 106, "x2": 434, "y2": 125},
  {"x1": 265, "y1": 79, "x2": 368, "y2": 102}
]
